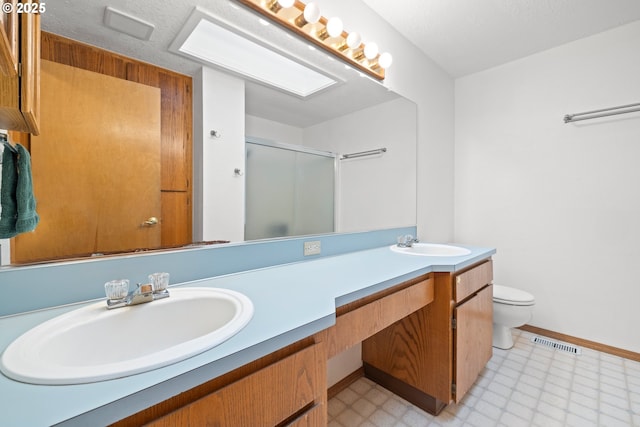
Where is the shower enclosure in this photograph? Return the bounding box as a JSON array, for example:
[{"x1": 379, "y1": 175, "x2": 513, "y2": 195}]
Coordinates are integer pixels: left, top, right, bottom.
[{"x1": 245, "y1": 138, "x2": 336, "y2": 240}]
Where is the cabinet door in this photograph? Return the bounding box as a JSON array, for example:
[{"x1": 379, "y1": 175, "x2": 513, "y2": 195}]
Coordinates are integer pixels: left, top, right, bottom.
[
  {"x1": 0, "y1": 0, "x2": 19, "y2": 76},
  {"x1": 0, "y1": 0, "x2": 39, "y2": 134},
  {"x1": 149, "y1": 343, "x2": 326, "y2": 427},
  {"x1": 18, "y1": 1, "x2": 39, "y2": 133},
  {"x1": 454, "y1": 284, "x2": 493, "y2": 402}
]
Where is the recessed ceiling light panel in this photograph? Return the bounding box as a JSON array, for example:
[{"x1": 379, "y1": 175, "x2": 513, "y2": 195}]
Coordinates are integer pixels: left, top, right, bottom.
[{"x1": 170, "y1": 7, "x2": 337, "y2": 98}]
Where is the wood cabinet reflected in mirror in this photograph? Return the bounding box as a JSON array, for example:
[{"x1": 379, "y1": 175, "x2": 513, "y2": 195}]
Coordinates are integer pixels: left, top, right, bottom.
[
  {"x1": 0, "y1": 0, "x2": 40, "y2": 134},
  {"x1": 10, "y1": 33, "x2": 193, "y2": 264}
]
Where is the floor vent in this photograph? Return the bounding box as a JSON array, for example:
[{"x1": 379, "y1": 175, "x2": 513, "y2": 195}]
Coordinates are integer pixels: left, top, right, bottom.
[{"x1": 531, "y1": 336, "x2": 582, "y2": 355}]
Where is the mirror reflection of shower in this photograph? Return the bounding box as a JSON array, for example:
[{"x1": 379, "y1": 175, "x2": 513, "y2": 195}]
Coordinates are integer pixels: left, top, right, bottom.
[{"x1": 244, "y1": 138, "x2": 336, "y2": 240}]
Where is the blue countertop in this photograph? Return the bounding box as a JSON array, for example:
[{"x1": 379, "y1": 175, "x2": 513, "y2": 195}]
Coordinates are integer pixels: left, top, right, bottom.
[{"x1": 0, "y1": 243, "x2": 494, "y2": 426}]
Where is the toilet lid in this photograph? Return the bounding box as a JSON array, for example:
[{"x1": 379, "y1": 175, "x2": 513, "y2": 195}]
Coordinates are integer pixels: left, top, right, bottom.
[{"x1": 493, "y1": 284, "x2": 535, "y2": 305}]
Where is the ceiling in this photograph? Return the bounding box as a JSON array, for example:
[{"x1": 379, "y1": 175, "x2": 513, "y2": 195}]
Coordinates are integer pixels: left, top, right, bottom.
[
  {"x1": 40, "y1": 0, "x2": 640, "y2": 124},
  {"x1": 40, "y1": 0, "x2": 398, "y2": 128},
  {"x1": 361, "y1": 0, "x2": 640, "y2": 77}
]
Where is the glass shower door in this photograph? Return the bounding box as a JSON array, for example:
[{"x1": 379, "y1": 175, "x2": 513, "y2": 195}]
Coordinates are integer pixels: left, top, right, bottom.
[{"x1": 245, "y1": 139, "x2": 335, "y2": 240}]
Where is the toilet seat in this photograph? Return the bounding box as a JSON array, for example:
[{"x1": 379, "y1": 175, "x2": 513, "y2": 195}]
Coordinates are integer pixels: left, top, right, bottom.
[{"x1": 493, "y1": 284, "x2": 535, "y2": 306}]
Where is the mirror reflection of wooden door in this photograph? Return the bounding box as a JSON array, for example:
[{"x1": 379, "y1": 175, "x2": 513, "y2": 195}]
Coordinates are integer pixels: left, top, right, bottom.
[{"x1": 13, "y1": 60, "x2": 161, "y2": 263}]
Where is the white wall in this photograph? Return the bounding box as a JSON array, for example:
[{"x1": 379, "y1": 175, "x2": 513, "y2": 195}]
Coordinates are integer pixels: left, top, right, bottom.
[
  {"x1": 245, "y1": 115, "x2": 304, "y2": 146},
  {"x1": 455, "y1": 21, "x2": 640, "y2": 353},
  {"x1": 193, "y1": 67, "x2": 245, "y2": 243},
  {"x1": 305, "y1": 98, "x2": 417, "y2": 233}
]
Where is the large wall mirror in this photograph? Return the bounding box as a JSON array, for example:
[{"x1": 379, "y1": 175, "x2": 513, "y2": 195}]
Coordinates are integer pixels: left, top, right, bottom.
[{"x1": 0, "y1": 0, "x2": 416, "y2": 266}]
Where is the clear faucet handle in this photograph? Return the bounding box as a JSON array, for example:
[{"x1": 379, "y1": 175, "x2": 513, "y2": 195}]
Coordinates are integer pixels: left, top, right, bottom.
[
  {"x1": 104, "y1": 279, "x2": 129, "y2": 300},
  {"x1": 148, "y1": 272, "x2": 170, "y2": 292}
]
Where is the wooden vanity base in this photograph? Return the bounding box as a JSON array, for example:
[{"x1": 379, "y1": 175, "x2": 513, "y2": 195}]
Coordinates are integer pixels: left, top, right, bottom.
[
  {"x1": 362, "y1": 260, "x2": 494, "y2": 417},
  {"x1": 364, "y1": 363, "x2": 447, "y2": 415}
]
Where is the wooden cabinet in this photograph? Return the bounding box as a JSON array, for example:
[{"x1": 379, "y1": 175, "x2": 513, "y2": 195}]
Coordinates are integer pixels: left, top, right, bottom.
[
  {"x1": 362, "y1": 259, "x2": 494, "y2": 415},
  {"x1": 113, "y1": 338, "x2": 327, "y2": 427},
  {"x1": 149, "y1": 342, "x2": 325, "y2": 427},
  {"x1": 0, "y1": 1, "x2": 19, "y2": 76},
  {"x1": 323, "y1": 274, "x2": 434, "y2": 359},
  {"x1": 452, "y1": 260, "x2": 493, "y2": 402},
  {"x1": 0, "y1": 0, "x2": 40, "y2": 134}
]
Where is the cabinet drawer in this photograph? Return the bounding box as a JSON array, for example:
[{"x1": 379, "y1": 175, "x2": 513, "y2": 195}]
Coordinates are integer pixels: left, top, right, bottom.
[
  {"x1": 286, "y1": 403, "x2": 325, "y2": 427},
  {"x1": 455, "y1": 260, "x2": 493, "y2": 302},
  {"x1": 327, "y1": 276, "x2": 434, "y2": 358},
  {"x1": 149, "y1": 343, "x2": 324, "y2": 427}
]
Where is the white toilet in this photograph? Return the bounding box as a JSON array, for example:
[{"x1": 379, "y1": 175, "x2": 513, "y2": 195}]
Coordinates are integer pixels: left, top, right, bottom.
[{"x1": 492, "y1": 285, "x2": 535, "y2": 349}]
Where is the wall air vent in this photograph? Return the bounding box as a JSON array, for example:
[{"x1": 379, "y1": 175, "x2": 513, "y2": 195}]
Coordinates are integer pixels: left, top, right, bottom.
[{"x1": 531, "y1": 336, "x2": 582, "y2": 355}]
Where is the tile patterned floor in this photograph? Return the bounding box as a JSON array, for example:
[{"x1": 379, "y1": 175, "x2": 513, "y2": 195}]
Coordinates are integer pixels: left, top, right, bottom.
[{"x1": 328, "y1": 330, "x2": 640, "y2": 426}]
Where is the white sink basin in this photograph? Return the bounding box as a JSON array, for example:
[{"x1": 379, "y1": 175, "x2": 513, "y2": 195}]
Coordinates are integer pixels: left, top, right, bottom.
[
  {"x1": 390, "y1": 243, "x2": 471, "y2": 257},
  {"x1": 0, "y1": 287, "x2": 253, "y2": 385}
]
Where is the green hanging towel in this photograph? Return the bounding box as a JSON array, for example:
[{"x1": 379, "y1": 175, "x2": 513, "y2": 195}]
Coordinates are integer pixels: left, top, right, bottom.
[{"x1": 0, "y1": 144, "x2": 39, "y2": 238}]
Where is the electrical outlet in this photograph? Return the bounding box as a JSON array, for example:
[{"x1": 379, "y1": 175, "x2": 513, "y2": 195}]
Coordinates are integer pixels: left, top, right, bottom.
[{"x1": 303, "y1": 240, "x2": 321, "y2": 256}]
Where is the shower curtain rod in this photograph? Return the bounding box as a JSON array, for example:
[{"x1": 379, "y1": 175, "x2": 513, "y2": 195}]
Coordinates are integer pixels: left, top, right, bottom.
[
  {"x1": 564, "y1": 102, "x2": 640, "y2": 123},
  {"x1": 340, "y1": 147, "x2": 387, "y2": 160}
]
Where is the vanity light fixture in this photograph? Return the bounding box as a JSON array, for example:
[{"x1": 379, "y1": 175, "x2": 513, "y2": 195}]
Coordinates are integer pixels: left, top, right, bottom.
[{"x1": 236, "y1": 0, "x2": 392, "y2": 80}]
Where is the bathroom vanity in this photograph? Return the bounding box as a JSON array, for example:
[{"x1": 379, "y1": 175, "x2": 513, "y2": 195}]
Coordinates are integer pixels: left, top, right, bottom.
[
  {"x1": 363, "y1": 259, "x2": 493, "y2": 414},
  {"x1": 111, "y1": 261, "x2": 492, "y2": 425},
  {"x1": 0, "y1": 241, "x2": 495, "y2": 426},
  {"x1": 114, "y1": 274, "x2": 435, "y2": 426}
]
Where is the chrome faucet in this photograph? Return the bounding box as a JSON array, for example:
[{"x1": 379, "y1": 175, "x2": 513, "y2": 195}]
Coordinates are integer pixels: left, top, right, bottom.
[
  {"x1": 105, "y1": 279, "x2": 170, "y2": 310},
  {"x1": 397, "y1": 234, "x2": 419, "y2": 248}
]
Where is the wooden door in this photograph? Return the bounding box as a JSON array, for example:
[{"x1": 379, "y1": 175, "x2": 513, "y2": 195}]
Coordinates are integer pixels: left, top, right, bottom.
[
  {"x1": 453, "y1": 284, "x2": 493, "y2": 402},
  {"x1": 13, "y1": 60, "x2": 161, "y2": 262}
]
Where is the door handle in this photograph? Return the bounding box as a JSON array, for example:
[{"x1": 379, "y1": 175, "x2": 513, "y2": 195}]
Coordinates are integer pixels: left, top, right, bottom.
[{"x1": 142, "y1": 217, "x2": 159, "y2": 226}]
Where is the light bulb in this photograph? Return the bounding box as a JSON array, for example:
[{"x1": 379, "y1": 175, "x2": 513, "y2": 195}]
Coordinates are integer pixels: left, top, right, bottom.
[
  {"x1": 346, "y1": 32, "x2": 362, "y2": 49},
  {"x1": 378, "y1": 52, "x2": 393, "y2": 68},
  {"x1": 337, "y1": 31, "x2": 361, "y2": 52},
  {"x1": 303, "y1": 2, "x2": 321, "y2": 24},
  {"x1": 364, "y1": 42, "x2": 379, "y2": 60},
  {"x1": 326, "y1": 17, "x2": 343, "y2": 38},
  {"x1": 295, "y1": 2, "x2": 321, "y2": 27},
  {"x1": 269, "y1": 0, "x2": 294, "y2": 12},
  {"x1": 278, "y1": 0, "x2": 295, "y2": 8}
]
